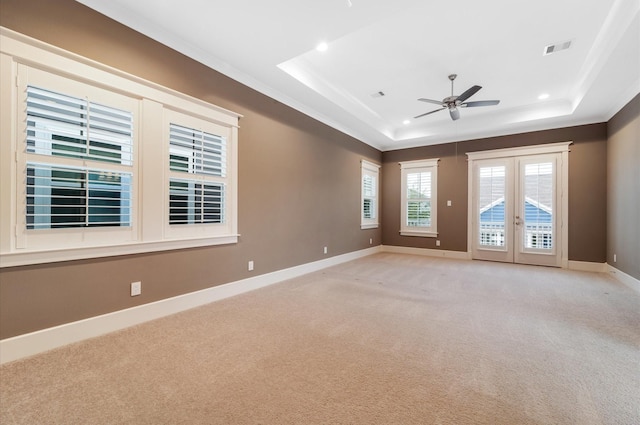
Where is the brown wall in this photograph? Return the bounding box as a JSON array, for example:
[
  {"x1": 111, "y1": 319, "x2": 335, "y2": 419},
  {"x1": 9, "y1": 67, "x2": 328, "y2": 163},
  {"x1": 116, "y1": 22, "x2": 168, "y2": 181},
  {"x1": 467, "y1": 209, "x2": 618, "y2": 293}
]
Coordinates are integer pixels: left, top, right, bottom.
[
  {"x1": 607, "y1": 94, "x2": 640, "y2": 280},
  {"x1": 382, "y1": 124, "x2": 609, "y2": 263},
  {"x1": 0, "y1": 0, "x2": 382, "y2": 339}
]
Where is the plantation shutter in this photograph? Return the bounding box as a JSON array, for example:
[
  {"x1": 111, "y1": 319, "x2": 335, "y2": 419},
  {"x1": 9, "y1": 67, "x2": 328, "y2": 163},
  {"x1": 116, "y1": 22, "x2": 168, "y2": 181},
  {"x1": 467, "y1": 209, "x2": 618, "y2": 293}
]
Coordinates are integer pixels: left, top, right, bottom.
[
  {"x1": 26, "y1": 86, "x2": 133, "y2": 165},
  {"x1": 26, "y1": 163, "x2": 132, "y2": 229},
  {"x1": 168, "y1": 123, "x2": 227, "y2": 226},
  {"x1": 169, "y1": 124, "x2": 226, "y2": 176},
  {"x1": 24, "y1": 85, "x2": 134, "y2": 230},
  {"x1": 169, "y1": 179, "x2": 225, "y2": 225}
]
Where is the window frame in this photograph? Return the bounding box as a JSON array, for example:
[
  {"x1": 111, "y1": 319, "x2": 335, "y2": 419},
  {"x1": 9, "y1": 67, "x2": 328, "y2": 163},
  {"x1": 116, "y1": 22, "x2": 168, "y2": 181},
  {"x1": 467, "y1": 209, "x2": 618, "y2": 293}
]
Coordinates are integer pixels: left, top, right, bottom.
[
  {"x1": 15, "y1": 65, "x2": 139, "y2": 251},
  {"x1": 24, "y1": 85, "x2": 136, "y2": 232},
  {"x1": 399, "y1": 158, "x2": 439, "y2": 238},
  {"x1": 164, "y1": 110, "x2": 233, "y2": 240},
  {"x1": 361, "y1": 159, "x2": 380, "y2": 229},
  {"x1": 0, "y1": 29, "x2": 240, "y2": 268}
]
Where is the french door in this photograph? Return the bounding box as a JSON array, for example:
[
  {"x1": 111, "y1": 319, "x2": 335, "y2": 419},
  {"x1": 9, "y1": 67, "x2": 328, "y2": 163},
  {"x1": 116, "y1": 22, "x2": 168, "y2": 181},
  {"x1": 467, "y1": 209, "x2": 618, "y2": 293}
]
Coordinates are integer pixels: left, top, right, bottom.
[{"x1": 468, "y1": 143, "x2": 570, "y2": 267}]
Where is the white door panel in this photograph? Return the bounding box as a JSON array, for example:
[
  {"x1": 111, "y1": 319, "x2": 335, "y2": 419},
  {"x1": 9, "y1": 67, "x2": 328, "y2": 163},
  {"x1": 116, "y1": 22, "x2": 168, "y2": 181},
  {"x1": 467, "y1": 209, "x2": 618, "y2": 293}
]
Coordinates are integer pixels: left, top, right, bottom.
[{"x1": 515, "y1": 155, "x2": 560, "y2": 267}]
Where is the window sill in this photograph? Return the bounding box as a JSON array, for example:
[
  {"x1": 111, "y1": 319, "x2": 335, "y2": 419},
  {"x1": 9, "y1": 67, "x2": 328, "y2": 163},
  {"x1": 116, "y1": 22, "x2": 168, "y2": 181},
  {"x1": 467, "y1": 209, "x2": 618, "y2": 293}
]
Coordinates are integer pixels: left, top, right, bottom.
[
  {"x1": 0, "y1": 235, "x2": 240, "y2": 268},
  {"x1": 400, "y1": 230, "x2": 438, "y2": 238},
  {"x1": 361, "y1": 223, "x2": 379, "y2": 230}
]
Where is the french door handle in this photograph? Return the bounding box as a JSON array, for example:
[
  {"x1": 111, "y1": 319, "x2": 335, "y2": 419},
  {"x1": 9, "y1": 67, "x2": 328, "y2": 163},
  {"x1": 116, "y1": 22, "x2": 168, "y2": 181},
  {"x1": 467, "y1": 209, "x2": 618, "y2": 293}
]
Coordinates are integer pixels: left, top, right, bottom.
[{"x1": 515, "y1": 216, "x2": 522, "y2": 226}]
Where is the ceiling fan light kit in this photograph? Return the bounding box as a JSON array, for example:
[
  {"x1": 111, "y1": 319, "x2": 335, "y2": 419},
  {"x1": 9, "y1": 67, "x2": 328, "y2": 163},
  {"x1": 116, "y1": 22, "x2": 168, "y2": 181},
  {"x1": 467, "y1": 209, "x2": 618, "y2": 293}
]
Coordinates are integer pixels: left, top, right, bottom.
[{"x1": 415, "y1": 74, "x2": 500, "y2": 121}]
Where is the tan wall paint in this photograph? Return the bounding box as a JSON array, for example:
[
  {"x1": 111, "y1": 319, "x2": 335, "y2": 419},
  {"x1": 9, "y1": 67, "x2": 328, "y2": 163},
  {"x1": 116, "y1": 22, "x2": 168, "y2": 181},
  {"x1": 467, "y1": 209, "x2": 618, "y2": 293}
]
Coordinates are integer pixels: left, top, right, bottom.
[
  {"x1": 607, "y1": 94, "x2": 640, "y2": 280},
  {"x1": 0, "y1": 0, "x2": 381, "y2": 339},
  {"x1": 382, "y1": 124, "x2": 608, "y2": 262}
]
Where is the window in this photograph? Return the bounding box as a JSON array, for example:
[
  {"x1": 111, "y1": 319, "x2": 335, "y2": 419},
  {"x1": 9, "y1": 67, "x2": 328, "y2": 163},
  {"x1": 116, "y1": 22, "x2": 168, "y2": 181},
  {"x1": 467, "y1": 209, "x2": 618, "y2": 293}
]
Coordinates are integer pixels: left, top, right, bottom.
[
  {"x1": 361, "y1": 160, "x2": 380, "y2": 229},
  {"x1": 400, "y1": 158, "x2": 439, "y2": 237},
  {"x1": 8, "y1": 65, "x2": 140, "y2": 254},
  {"x1": 168, "y1": 123, "x2": 226, "y2": 225},
  {"x1": 1, "y1": 32, "x2": 240, "y2": 267},
  {"x1": 163, "y1": 110, "x2": 234, "y2": 240},
  {"x1": 25, "y1": 85, "x2": 133, "y2": 231}
]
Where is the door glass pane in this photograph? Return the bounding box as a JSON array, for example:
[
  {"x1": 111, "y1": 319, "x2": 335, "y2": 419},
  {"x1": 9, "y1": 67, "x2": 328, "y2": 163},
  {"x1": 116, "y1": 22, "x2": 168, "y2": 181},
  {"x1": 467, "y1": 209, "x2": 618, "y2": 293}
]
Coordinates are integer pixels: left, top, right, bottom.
[
  {"x1": 523, "y1": 162, "x2": 553, "y2": 249},
  {"x1": 478, "y1": 166, "x2": 506, "y2": 247}
]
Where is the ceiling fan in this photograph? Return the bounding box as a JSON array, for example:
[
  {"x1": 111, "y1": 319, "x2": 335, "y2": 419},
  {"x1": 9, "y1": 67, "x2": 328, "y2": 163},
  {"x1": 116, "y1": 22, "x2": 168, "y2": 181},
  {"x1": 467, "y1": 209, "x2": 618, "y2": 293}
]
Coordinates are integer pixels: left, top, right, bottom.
[{"x1": 415, "y1": 74, "x2": 500, "y2": 121}]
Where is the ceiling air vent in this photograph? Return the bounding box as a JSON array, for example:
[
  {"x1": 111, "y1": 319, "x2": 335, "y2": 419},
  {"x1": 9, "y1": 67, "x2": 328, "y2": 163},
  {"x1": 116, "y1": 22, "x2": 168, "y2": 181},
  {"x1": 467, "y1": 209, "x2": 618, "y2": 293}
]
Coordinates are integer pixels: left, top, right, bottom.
[{"x1": 543, "y1": 40, "x2": 572, "y2": 56}]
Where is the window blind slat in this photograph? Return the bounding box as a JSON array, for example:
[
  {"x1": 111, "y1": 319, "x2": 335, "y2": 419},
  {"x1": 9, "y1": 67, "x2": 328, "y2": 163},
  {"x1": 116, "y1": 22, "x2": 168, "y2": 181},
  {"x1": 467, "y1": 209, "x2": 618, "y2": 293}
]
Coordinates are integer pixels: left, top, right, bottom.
[
  {"x1": 26, "y1": 105, "x2": 87, "y2": 127},
  {"x1": 90, "y1": 102, "x2": 134, "y2": 123},
  {"x1": 27, "y1": 86, "x2": 86, "y2": 105}
]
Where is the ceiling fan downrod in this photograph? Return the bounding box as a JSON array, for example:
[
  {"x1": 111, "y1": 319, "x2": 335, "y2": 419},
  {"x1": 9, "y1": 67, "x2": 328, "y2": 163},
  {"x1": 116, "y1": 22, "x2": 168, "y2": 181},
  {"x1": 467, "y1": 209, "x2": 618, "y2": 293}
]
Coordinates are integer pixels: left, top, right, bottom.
[{"x1": 449, "y1": 74, "x2": 457, "y2": 97}]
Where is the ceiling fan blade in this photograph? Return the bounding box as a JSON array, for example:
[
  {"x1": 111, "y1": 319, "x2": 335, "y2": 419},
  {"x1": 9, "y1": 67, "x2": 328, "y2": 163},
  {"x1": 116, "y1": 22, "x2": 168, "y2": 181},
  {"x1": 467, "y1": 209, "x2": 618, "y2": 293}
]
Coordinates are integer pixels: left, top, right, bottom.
[
  {"x1": 457, "y1": 85, "x2": 482, "y2": 103},
  {"x1": 418, "y1": 98, "x2": 443, "y2": 106},
  {"x1": 449, "y1": 107, "x2": 460, "y2": 121},
  {"x1": 414, "y1": 108, "x2": 445, "y2": 119},
  {"x1": 462, "y1": 100, "x2": 500, "y2": 107}
]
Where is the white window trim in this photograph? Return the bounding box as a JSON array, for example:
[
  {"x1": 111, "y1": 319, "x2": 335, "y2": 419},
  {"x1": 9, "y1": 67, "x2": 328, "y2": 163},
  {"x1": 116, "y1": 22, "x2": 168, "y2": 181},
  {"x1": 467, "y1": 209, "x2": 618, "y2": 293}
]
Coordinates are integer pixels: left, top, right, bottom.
[
  {"x1": 0, "y1": 28, "x2": 241, "y2": 268},
  {"x1": 400, "y1": 158, "x2": 439, "y2": 238},
  {"x1": 361, "y1": 159, "x2": 380, "y2": 229},
  {"x1": 465, "y1": 141, "x2": 572, "y2": 161}
]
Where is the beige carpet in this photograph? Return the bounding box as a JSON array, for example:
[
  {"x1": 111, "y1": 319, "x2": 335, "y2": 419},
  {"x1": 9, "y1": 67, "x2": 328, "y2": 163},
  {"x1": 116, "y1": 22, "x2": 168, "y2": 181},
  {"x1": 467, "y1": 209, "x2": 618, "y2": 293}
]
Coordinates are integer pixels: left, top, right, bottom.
[{"x1": 1, "y1": 253, "x2": 639, "y2": 424}]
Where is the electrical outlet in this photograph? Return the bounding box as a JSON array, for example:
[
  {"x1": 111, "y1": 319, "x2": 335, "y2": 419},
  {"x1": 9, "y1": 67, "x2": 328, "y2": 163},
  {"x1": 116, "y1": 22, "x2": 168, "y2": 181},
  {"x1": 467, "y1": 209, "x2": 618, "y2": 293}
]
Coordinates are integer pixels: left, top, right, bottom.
[
  {"x1": 369, "y1": 238, "x2": 373, "y2": 245},
  {"x1": 613, "y1": 254, "x2": 617, "y2": 263},
  {"x1": 248, "y1": 260, "x2": 254, "y2": 271},
  {"x1": 436, "y1": 240, "x2": 441, "y2": 247},
  {"x1": 130, "y1": 281, "x2": 141, "y2": 297},
  {"x1": 447, "y1": 200, "x2": 452, "y2": 207},
  {"x1": 323, "y1": 246, "x2": 328, "y2": 254}
]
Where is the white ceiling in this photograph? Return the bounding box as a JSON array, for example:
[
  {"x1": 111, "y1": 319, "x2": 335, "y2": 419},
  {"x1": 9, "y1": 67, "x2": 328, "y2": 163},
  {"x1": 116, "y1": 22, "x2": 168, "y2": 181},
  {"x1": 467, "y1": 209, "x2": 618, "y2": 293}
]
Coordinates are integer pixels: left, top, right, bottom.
[{"x1": 76, "y1": 0, "x2": 639, "y2": 151}]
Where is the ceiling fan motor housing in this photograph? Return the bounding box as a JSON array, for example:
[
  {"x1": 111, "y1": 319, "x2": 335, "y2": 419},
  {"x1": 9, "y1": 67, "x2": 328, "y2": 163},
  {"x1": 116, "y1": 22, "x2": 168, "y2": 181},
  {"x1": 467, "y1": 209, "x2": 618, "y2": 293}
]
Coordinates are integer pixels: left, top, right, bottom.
[{"x1": 443, "y1": 96, "x2": 460, "y2": 107}]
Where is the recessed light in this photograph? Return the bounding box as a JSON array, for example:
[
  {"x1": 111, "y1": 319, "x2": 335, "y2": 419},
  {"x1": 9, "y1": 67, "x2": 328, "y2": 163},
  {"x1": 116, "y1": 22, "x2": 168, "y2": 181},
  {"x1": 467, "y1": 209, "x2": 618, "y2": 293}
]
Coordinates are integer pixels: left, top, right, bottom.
[
  {"x1": 403, "y1": 120, "x2": 411, "y2": 125},
  {"x1": 316, "y1": 42, "x2": 328, "y2": 52},
  {"x1": 538, "y1": 93, "x2": 550, "y2": 100}
]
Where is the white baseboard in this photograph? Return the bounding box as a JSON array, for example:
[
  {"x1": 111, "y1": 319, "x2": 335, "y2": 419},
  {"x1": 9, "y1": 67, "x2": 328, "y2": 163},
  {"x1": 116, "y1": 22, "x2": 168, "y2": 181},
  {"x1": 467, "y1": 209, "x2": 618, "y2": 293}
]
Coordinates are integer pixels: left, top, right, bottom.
[
  {"x1": 0, "y1": 246, "x2": 382, "y2": 365},
  {"x1": 568, "y1": 260, "x2": 608, "y2": 273},
  {"x1": 607, "y1": 265, "x2": 640, "y2": 293},
  {"x1": 381, "y1": 245, "x2": 471, "y2": 260},
  {"x1": 381, "y1": 248, "x2": 616, "y2": 276}
]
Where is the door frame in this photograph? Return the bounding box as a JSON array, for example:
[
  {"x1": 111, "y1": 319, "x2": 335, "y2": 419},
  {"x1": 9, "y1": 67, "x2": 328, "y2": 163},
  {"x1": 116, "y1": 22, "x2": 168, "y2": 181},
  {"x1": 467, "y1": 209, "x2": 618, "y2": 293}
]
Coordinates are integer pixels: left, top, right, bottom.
[{"x1": 466, "y1": 141, "x2": 572, "y2": 268}]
